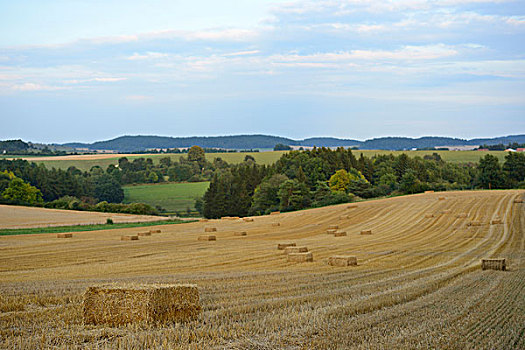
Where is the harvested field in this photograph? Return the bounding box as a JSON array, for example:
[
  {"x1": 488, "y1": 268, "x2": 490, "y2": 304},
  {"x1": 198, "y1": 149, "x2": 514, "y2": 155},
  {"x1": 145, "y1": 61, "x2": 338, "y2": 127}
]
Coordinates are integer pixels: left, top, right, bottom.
[
  {"x1": 0, "y1": 204, "x2": 168, "y2": 230},
  {"x1": 1, "y1": 190, "x2": 524, "y2": 349}
]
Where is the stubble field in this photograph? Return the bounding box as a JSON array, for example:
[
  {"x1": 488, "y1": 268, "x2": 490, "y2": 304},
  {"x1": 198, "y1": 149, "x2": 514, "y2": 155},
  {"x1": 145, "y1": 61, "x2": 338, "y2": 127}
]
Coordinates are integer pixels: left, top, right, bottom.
[{"x1": 0, "y1": 190, "x2": 523, "y2": 349}]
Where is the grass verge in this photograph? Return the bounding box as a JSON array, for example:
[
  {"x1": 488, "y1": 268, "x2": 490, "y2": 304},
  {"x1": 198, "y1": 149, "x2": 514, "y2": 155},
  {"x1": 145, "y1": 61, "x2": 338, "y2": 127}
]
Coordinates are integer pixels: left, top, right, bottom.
[{"x1": 0, "y1": 219, "x2": 194, "y2": 236}]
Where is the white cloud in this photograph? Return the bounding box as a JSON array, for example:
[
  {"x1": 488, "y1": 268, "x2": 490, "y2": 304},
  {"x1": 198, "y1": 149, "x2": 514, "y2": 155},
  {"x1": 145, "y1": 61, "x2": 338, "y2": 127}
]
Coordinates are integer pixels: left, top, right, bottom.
[
  {"x1": 64, "y1": 77, "x2": 126, "y2": 84},
  {"x1": 271, "y1": 44, "x2": 458, "y2": 66},
  {"x1": 222, "y1": 50, "x2": 260, "y2": 57},
  {"x1": 126, "y1": 52, "x2": 170, "y2": 60},
  {"x1": 11, "y1": 83, "x2": 66, "y2": 91}
]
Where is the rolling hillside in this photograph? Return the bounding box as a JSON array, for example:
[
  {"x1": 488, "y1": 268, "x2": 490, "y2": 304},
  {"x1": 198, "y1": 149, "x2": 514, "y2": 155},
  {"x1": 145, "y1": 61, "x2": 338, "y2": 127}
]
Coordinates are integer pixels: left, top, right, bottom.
[{"x1": 1, "y1": 190, "x2": 523, "y2": 348}]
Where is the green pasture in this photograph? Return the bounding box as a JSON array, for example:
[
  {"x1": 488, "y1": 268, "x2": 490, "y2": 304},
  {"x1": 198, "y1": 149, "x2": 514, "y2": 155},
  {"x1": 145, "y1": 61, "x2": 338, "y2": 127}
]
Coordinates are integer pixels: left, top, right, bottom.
[
  {"x1": 0, "y1": 219, "x2": 190, "y2": 236},
  {"x1": 123, "y1": 182, "x2": 210, "y2": 214}
]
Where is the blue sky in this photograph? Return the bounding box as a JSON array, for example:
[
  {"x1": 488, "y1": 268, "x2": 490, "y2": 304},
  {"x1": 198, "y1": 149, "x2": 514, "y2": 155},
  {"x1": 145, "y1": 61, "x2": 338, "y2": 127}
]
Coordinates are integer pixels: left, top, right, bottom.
[{"x1": 1, "y1": 0, "x2": 524, "y2": 143}]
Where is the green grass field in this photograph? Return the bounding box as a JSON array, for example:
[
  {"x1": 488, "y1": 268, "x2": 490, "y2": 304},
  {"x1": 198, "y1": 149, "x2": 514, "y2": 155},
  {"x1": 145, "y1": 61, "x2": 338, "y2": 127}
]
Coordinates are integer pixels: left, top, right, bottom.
[
  {"x1": 0, "y1": 219, "x2": 190, "y2": 236},
  {"x1": 9, "y1": 150, "x2": 510, "y2": 171},
  {"x1": 123, "y1": 182, "x2": 210, "y2": 214}
]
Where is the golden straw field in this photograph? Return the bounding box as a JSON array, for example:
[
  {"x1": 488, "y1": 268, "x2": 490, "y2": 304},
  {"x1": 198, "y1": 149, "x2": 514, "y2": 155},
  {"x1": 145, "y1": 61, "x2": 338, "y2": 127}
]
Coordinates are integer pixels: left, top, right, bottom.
[
  {"x1": 0, "y1": 204, "x2": 168, "y2": 229},
  {"x1": 1, "y1": 190, "x2": 524, "y2": 349}
]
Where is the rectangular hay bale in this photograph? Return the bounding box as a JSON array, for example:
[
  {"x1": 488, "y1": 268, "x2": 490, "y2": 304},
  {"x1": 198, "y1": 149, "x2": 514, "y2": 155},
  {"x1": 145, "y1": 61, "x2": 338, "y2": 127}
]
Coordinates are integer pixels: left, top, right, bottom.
[
  {"x1": 234, "y1": 231, "x2": 247, "y2": 236},
  {"x1": 272, "y1": 222, "x2": 281, "y2": 227},
  {"x1": 198, "y1": 235, "x2": 216, "y2": 241},
  {"x1": 467, "y1": 221, "x2": 483, "y2": 227},
  {"x1": 204, "y1": 227, "x2": 217, "y2": 232},
  {"x1": 425, "y1": 214, "x2": 435, "y2": 218},
  {"x1": 424, "y1": 190, "x2": 434, "y2": 194},
  {"x1": 284, "y1": 246, "x2": 308, "y2": 254},
  {"x1": 334, "y1": 231, "x2": 347, "y2": 237},
  {"x1": 328, "y1": 225, "x2": 339, "y2": 230},
  {"x1": 514, "y1": 199, "x2": 523, "y2": 203},
  {"x1": 287, "y1": 252, "x2": 313, "y2": 262},
  {"x1": 346, "y1": 204, "x2": 358, "y2": 209},
  {"x1": 481, "y1": 258, "x2": 506, "y2": 271},
  {"x1": 121, "y1": 235, "x2": 139, "y2": 241},
  {"x1": 83, "y1": 284, "x2": 201, "y2": 326},
  {"x1": 270, "y1": 211, "x2": 280, "y2": 215},
  {"x1": 438, "y1": 197, "x2": 446, "y2": 201},
  {"x1": 326, "y1": 229, "x2": 337, "y2": 234},
  {"x1": 242, "y1": 217, "x2": 254, "y2": 222},
  {"x1": 138, "y1": 232, "x2": 151, "y2": 237},
  {"x1": 277, "y1": 243, "x2": 296, "y2": 250},
  {"x1": 57, "y1": 233, "x2": 72, "y2": 238},
  {"x1": 360, "y1": 230, "x2": 372, "y2": 235},
  {"x1": 150, "y1": 229, "x2": 161, "y2": 234},
  {"x1": 328, "y1": 256, "x2": 357, "y2": 267},
  {"x1": 490, "y1": 219, "x2": 503, "y2": 225}
]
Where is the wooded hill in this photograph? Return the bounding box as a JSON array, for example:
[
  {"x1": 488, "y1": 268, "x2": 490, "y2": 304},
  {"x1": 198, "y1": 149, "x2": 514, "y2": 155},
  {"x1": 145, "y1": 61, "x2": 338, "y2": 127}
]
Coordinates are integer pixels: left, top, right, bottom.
[{"x1": 59, "y1": 134, "x2": 525, "y2": 152}]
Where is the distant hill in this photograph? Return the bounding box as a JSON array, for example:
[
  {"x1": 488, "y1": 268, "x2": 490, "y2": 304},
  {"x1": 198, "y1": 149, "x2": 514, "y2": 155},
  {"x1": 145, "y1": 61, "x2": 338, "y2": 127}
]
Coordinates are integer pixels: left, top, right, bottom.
[{"x1": 58, "y1": 134, "x2": 525, "y2": 152}]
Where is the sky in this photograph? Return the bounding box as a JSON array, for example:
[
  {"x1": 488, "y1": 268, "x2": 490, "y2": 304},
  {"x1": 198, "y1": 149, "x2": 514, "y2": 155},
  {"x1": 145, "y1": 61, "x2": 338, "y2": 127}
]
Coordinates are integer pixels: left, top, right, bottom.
[{"x1": 0, "y1": 0, "x2": 524, "y2": 143}]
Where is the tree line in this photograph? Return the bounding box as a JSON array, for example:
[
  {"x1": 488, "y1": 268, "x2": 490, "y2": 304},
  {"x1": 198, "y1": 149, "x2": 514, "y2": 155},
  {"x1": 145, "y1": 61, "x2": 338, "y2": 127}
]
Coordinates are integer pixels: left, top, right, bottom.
[{"x1": 200, "y1": 147, "x2": 525, "y2": 218}]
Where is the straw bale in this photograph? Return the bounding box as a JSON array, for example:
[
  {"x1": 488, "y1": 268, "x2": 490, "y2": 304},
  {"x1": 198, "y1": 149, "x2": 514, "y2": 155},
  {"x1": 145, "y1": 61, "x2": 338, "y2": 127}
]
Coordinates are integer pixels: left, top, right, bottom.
[
  {"x1": 467, "y1": 221, "x2": 483, "y2": 227},
  {"x1": 287, "y1": 252, "x2": 313, "y2": 262},
  {"x1": 424, "y1": 190, "x2": 434, "y2": 194},
  {"x1": 277, "y1": 243, "x2": 296, "y2": 250},
  {"x1": 57, "y1": 233, "x2": 72, "y2": 238},
  {"x1": 234, "y1": 231, "x2": 247, "y2": 236},
  {"x1": 360, "y1": 229, "x2": 372, "y2": 235},
  {"x1": 138, "y1": 232, "x2": 151, "y2": 237},
  {"x1": 272, "y1": 222, "x2": 281, "y2": 227},
  {"x1": 328, "y1": 225, "x2": 339, "y2": 230},
  {"x1": 347, "y1": 204, "x2": 358, "y2": 209},
  {"x1": 222, "y1": 216, "x2": 240, "y2": 220},
  {"x1": 285, "y1": 246, "x2": 308, "y2": 254},
  {"x1": 83, "y1": 284, "x2": 201, "y2": 326},
  {"x1": 490, "y1": 219, "x2": 503, "y2": 225},
  {"x1": 199, "y1": 219, "x2": 209, "y2": 223},
  {"x1": 198, "y1": 235, "x2": 216, "y2": 241},
  {"x1": 438, "y1": 197, "x2": 446, "y2": 201},
  {"x1": 326, "y1": 229, "x2": 337, "y2": 234},
  {"x1": 328, "y1": 256, "x2": 357, "y2": 267},
  {"x1": 334, "y1": 231, "x2": 347, "y2": 237},
  {"x1": 150, "y1": 229, "x2": 161, "y2": 234},
  {"x1": 425, "y1": 214, "x2": 434, "y2": 218},
  {"x1": 481, "y1": 258, "x2": 506, "y2": 271},
  {"x1": 340, "y1": 215, "x2": 349, "y2": 220},
  {"x1": 204, "y1": 227, "x2": 217, "y2": 232},
  {"x1": 514, "y1": 198, "x2": 523, "y2": 203},
  {"x1": 242, "y1": 217, "x2": 254, "y2": 222},
  {"x1": 270, "y1": 211, "x2": 280, "y2": 215},
  {"x1": 121, "y1": 235, "x2": 139, "y2": 241}
]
